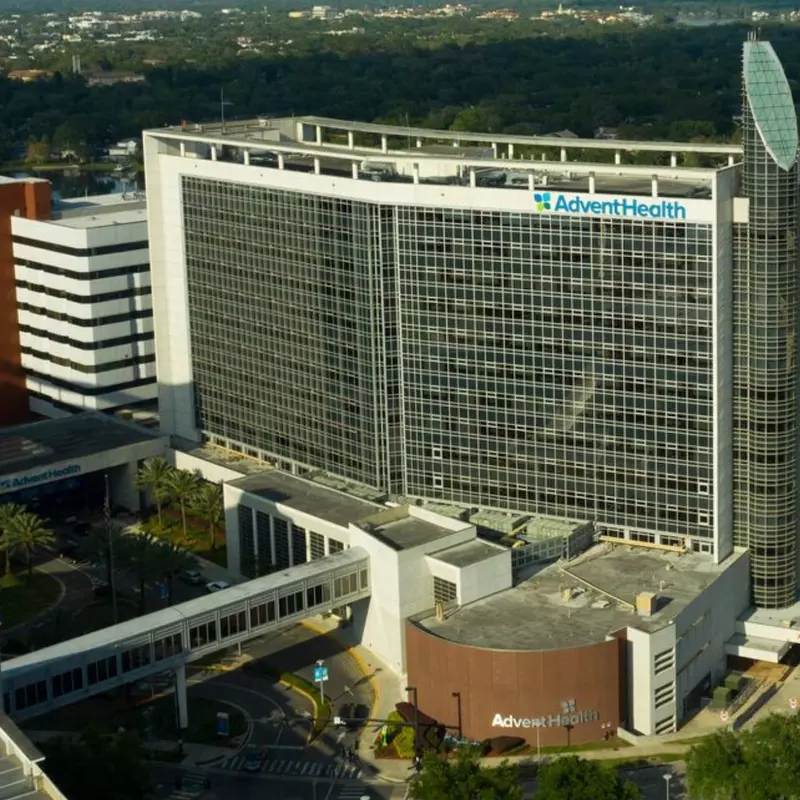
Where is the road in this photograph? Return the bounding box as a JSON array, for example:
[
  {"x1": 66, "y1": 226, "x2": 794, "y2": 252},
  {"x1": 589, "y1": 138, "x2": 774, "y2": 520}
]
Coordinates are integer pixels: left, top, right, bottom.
[{"x1": 151, "y1": 762, "x2": 406, "y2": 800}]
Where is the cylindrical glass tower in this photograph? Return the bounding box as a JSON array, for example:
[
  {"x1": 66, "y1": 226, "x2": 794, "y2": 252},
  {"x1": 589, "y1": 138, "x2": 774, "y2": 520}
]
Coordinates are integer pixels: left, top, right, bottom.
[{"x1": 735, "y1": 34, "x2": 800, "y2": 608}]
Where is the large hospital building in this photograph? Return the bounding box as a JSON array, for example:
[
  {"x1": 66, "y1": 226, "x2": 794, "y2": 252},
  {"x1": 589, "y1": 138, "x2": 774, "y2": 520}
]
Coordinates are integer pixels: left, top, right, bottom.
[{"x1": 83, "y1": 35, "x2": 798, "y2": 740}]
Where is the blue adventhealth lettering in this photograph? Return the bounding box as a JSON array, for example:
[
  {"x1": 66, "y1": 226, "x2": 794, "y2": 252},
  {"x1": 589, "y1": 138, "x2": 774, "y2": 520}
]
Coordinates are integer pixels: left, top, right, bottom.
[{"x1": 534, "y1": 192, "x2": 687, "y2": 220}]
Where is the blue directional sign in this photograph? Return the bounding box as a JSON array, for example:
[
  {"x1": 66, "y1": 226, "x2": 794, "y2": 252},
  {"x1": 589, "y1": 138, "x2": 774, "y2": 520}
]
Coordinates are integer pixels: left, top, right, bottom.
[
  {"x1": 216, "y1": 712, "x2": 230, "y2": 737},
  {"x1": 157, "y1": 583, "x2": 168, "y2": 600},
  {"x1": 313, "y1": 665, "x2": 329, "y2": 682}
]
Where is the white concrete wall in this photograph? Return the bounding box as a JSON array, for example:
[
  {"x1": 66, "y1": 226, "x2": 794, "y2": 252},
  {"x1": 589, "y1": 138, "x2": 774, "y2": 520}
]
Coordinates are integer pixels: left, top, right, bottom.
[
  {"x1": 625, "y1": 625, "x2": 677, "y2": 736},
  {"x1": 457, "y1": 550, "x2": 512, "y2": 606},
  {"x1": 171, "y1": 450, "x2": 246, "y2": 483}
]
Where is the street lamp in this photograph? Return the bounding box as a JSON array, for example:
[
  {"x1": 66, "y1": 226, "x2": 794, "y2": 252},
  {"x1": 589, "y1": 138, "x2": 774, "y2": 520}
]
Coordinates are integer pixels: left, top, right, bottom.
[
  {"x1": 406, "y1": 686, "x2": 420, "y2": 760},
  {"x1": 452, "y1": 691, "x2": 462, "y2": 740},
  {"x1": 663, "y1": 773, "x2": 673, "y2": 800}
]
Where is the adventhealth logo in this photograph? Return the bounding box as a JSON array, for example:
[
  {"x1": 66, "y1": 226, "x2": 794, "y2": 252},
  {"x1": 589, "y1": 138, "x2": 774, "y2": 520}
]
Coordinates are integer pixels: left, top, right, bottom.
[
  {"x1": 534, "y1": 192, "x2": 551, "y2": 211},
  {"x1": 533, "y1": 192, "x2": 687, "y2": 220},
  {"x1": 0, "y1": 463, "x2": 82, "y2": 493}
]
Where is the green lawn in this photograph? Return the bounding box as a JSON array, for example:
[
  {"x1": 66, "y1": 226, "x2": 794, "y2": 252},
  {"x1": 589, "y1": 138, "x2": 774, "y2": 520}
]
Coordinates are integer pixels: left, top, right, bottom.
[
  {"x1": 26, "y1": 695, "x2": 246, "y2": 746},
  {"x1": 0, "y1": 570, "x2": 62, "y2": 628},
  {"x1": 146, "y1": 512, "x2": 228, "y2": 568}
]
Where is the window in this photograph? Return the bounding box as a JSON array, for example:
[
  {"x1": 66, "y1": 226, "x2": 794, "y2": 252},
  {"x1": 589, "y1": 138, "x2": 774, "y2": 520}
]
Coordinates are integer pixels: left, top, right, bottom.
[
  {"x1": 278, "y1": 590, "x2": 305, "y2": 618},
  {"x1": 697, "y1": 482, "x2": 710, "y2": 495},
  {"x1": 434, "y1": 576, "x2": 457, "y2": 604},
  {"x1": 698, "y1": 512, "x2": 710, "y2": 526},
  {"x1": 189, "y1": 620, "x2": 218, "y2": 648},
  {"x1": 432, "y1": 475, "x2": 444, "y2": 489},
  {"x1": 306, "y1": 583, "x2": 330, "y2": 608},
  {"x1": 431, "y1": 447, "x2": 443, "y2": 460},
  {"x1": 87, "y1": 656, "x2": 119, "y2": 685},
  {"x1": 52, "y1": 668, "x2": 84, "y2": 698},
  {"x1": 309, "y1": 531, "x2": 326, "y2": 560},
  {"x1": 15, "y1": 680, "x2": 47, "y2": 710},
  {"x1": 154, "y1": 633, "x2": 183, "y2": 661},
  {"x1": 653, "y1": 648, "x2": 675, "y2": 676},
  {"x1": 329, "y1": 539, "x2": 344, "y2": 554},
  {"x1": 121, "y1": 644, "x2": 151, "y2": 673},
  {"x1": 654, "y1": 683, "x2": 675, "y2": 709},
  {"x1": 250, "y1": 601, "x2": 276, "y2": 627},
  {"x1": 220, "y1": 610, "x2": 248, "y2": 638}
]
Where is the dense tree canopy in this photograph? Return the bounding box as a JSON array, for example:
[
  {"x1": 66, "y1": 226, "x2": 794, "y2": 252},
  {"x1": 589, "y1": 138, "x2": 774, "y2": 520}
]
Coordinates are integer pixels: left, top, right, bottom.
[
  {"x1": 534, "y1": 756, "x2": 642, "y2": 800},
  {"x1": 39, "y1": 729, "x2": 154, "y2": 800},
  {"x1": 686, "y1": 713, "x2": 800, "y2": 800},
  {"x1": 409, "y1": 747, "x2": 523, "y2": 800},
  {"x1": 2, "y1": 23, "x2": 799, "y2": 162}
]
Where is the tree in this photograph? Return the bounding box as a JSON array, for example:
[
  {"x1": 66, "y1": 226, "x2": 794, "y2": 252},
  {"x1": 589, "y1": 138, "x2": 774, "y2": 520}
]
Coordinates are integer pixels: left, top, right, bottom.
[
  {"x1": 117, "y1": 534, "x2": 163, "y2": 614},
  {"x1": 25, "y1": 135, "x2": 50, "y2": 165},
  {"x1": 191, "y1": 482, "x2": 224, "y2": 550},
  {"x1": 686, "y1": 713, "x2": 800, "y2": 800},
  {"x1": 6, "y1": 511, "x2": 55, "y2": 578},
  {"x1": 135, "y1": 456, "x2": 173, "y2": 526},
  {"x1": 165, "y1": 469, "x2": 200, "y2": 541},
  {"x1": 409, "y1": 746, "x2": 522, "y2": 800},
  {"x1": 154, "y1": 540, "x2": 197, "y2": 605},
  {"x1": 535, "y1": 757, "x2": 642, "y2": 800},
  {"x1": 0, "y1": 502, "x2": 25, "y2": 579},
  {"x1": 39, "y1": 728, "x2": 154, "y2": 800}
]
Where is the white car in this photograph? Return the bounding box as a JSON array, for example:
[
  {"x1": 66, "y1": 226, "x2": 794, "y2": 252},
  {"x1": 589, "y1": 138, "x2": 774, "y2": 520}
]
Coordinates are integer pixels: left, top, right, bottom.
[{"x1": 205, "y1": 581, "x2": 231, "y2": 593}]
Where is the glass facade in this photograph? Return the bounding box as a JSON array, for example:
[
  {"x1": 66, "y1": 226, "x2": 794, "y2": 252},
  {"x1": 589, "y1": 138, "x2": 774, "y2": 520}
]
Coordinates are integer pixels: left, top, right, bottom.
[
  {"x1": 182, "y1": 177, "x2": 392, "y2": 489},
  {"x1": 398, "y1": 210, "x2": 715, "y2": 541},
  {"x1": 733, "y1": 38, "x2": 800, "y2": 608}
]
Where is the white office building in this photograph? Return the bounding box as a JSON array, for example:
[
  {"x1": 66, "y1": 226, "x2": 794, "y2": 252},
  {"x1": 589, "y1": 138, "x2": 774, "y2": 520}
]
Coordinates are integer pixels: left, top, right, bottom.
[{"x1": 12, "y1": 192, "x2": 156, "y2": 418}]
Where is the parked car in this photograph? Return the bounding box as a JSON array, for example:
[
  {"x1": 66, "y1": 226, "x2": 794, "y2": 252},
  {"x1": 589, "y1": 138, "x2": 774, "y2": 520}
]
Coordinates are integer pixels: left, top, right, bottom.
[
  {"x1": 205, "y1": 581, "x2": 231, "y2": 593},
  {"x1": 181, "y1": 570, "x2": 204, "y2": 585}
]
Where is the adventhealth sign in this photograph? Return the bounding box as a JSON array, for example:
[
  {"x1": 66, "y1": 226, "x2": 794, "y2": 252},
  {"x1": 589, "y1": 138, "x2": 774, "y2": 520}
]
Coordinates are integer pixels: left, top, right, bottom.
[
  {"x1": 534, "y1": 191, "x2": 688, "y2": 221},
  {"x1": 492, "y1": 710, "x2": 600, "y2": 729},
  {"x1": 0, "y1": 464, "x2": 82, "y2": 493}
]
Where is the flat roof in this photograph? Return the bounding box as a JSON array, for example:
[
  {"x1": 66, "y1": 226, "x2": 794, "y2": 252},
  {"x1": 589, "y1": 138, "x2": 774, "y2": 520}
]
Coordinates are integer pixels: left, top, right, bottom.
[
  {"x1": 415, "y1": 544, "x2": 747, "y2": 651},
  {"x1": 53, "y1": 192, "x2": 147, "y2": 228},
  {"x1": 229, "y1": 470, "x2": 382, "y2": 528},
  {"x1": 0, "y1": 413, "x2": 164, "y2": 478},
  {"x1": 431, "y1": 540, "x2": 505, "y2": 568},
  {"x1": 362, "y1": 514, "x2": 454, "y2": 551},
  {"x1": 741, "y1": 598, "x2": 800, "y2": 630}
]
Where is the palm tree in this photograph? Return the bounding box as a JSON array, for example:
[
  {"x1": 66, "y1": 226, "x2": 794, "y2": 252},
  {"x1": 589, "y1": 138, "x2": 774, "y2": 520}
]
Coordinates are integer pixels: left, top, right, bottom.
[
  {"x1": 118, "y1": 534, "x2": 163, "y2": 614},
  {"x1": 166, "y1": 469, "x2": 200, "y2": 541},
  {"x1": 6, "y1": 511, "x2": 55, "y2": 579},
  {"x1": 192, "y1": 482, "x2": 224, "y2": 550},
  {"x1": 135, "y1": 456, "x2": 174, "y2": 525},
  {"x1": 154, "y1": 540, "x2": 197, "y2": 605},
  {"x1": 0, "y1": 502, "x2": 25, "y2": 578},
  {"x1": 79, "y1": 521, "x2": 125, "y2": 597}
]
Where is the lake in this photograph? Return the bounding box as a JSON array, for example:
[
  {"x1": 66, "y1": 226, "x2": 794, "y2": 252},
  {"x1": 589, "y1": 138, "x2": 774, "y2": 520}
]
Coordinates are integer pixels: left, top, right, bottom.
[{"x1": 2, "y1": 168, "x2": 145, "y2": 205}]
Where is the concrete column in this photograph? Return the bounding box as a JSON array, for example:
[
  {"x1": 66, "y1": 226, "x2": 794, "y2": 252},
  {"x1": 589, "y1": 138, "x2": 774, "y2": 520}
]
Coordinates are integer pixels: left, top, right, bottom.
[
  {"x1": 347, "y1": 131, "x2": 354, "y2": 149},
  {"x1": 614, "y1": 150, "x2": 621, "y2": 165},
  {"x1": 252, "y1": 507, "x2": 259, "y2": 573},
  {"x1": 651, "y1": 175, "x2": 659, "y2": 197},
  {"x1": 413, "y1": 163, "x2": 420, "y2": 184},
  {"x1": 541, "y1": 174, "x2": 549, "y2": 187},
  {"x1": 728, "y1": 155, "x2": 735, "y2": 166},
  {"x1": 305, "y1": 528, "x2": 311, "y2": 561},
  {"x1": 416, "y1": 137, "x2": 422, "y2": 148},
  {"x1": 109, "y1": 462, "x2": 139, "y2": 512},
  {"x1": 269, "y1": 514, "x2": 276, "y2": 567},
  {"x1": 508, "y1": 143, "x2": 514, "y2": 159},
  {"x1": 243, "y1": 150, "x2": 250, "y2": 166},
  {"x1": 469, "y1": 169, "x2": 476, "y2": 188},
  {"x1": 588, "y1": 173, "x2": 596, "y2": 194},
  {"x1": 175, "y1": 665, "x2": 189, "y2": 730},
  {"x1": 315, "y1": 125, "x2": 322, "y2": 145},
  {"x1": 381, "y1": 134, "x2": 388, "y2": 153},
  {"x1": 560, "y1": 147, "x2": 567, "y2": 162},
  {"x1": 670, "y1": 153, "x2": 677, "y2": 168},
  {"x1": 324, "y1": 536, "x2": 331, "y2": 556},
  {"x1": 528, "y1": 173, "x2": 535, "y2": 191},
  {"x1": 180, "y1": 142, "x2": 186, "y2": 157},
  {"x1": 351, "y1": 162, "x2": 359, "y2": 180},
  {"x1": 210, "y1": 145, "x2": 217, "y2": 162},
  {"x1": 491, "y1": 142, "x2": 498, "y2": 157},
  {"x1": 313, "y1": 157, "x2": 321, "y2": 175},
  {"x1": 277, "y1": 153, "x2": 285, "y2": 170}
]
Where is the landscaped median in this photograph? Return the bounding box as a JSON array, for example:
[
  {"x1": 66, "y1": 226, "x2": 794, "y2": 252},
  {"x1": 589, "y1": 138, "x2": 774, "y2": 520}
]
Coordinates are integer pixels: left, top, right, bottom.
[{"x1": 244, "y1": 662, "x2": 332, "y2": 742}]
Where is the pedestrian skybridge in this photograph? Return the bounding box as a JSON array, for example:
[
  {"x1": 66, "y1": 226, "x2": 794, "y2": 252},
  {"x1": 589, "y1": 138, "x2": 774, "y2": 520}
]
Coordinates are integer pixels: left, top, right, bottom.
[{"x1": 2, "y1": 547, "x2": 371, "y2": 721}]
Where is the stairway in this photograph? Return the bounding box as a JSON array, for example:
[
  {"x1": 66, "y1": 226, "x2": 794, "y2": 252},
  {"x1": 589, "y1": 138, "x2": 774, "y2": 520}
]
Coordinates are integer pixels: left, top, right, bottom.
[{"x1": 0, "y1": 753, "x2": 47, "y2": 800}]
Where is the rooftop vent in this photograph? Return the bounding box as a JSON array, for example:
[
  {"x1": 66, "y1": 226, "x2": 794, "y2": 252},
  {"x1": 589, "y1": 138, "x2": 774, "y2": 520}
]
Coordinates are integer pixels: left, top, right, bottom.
[{"x1": 636, "y1": 592, "x2": 658, "y2": 617}]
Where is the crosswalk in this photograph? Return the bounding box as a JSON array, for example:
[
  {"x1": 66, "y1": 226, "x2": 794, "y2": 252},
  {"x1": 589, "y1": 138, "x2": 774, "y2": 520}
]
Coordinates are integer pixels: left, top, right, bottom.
[{"x1": 217, "y1": 755, "x2": 363, "y2": 780}]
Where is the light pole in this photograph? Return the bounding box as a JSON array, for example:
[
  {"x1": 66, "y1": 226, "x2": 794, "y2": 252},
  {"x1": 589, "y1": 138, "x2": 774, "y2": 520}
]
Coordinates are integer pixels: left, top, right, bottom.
[
  {"x1": 663, "y1": 773, "x2": 672, "y2": 800},
  {"x1": 406, "y1": 686, "x2": 420, "y2": 759},
  {"x1": 452, "y1": 692, "x2": 462, "y2": 740}
]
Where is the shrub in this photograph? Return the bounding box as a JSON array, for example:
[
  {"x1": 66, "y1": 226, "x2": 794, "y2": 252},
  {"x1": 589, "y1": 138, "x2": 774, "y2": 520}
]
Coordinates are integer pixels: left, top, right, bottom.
[{"x1": 394, "y1": 703, "x2": 445, "y2": 752}]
